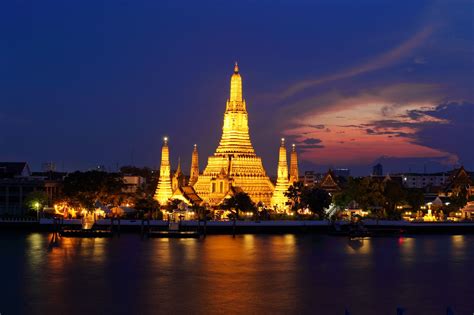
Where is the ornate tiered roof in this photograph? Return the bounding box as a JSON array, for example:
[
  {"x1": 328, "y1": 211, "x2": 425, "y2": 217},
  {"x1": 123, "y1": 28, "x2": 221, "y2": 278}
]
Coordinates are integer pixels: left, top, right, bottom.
[{"x1": 193, "y1": 64, "x2": 274, "y2": 205}]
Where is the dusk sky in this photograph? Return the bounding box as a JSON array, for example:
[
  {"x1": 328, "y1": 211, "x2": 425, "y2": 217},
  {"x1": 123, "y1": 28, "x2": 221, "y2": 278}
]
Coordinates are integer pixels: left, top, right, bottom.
[{"x1": 1, "y1": 0, "x2": 473, "y2": 176}]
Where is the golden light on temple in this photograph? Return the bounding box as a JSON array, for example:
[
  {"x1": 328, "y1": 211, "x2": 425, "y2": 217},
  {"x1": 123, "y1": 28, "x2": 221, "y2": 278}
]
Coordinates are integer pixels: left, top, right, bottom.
[
  {"x1": 289, "y1": 143, "x2": 299, "y2": 184},
  {"x1": 154, "y1": 64, "x2": 302, "y2": 207},
  {"x1": 271, "y1": 138, "x2": 290, "y2": 210},
  {"x1": 189, "y1": 144, "x2": 200, "y2": 187},
  {"x1": 154, "y1": 137, "x2": 173, "y2": 204},
  {"x1": 193, "y1": 63, "x2": 274, "y2": 205}
]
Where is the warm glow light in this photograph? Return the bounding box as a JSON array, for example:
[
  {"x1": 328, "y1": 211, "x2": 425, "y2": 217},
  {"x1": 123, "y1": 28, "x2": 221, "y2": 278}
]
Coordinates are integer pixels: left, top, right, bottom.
[{"x1": 192, "y1": 64, "x2": 275, "y2": 205}]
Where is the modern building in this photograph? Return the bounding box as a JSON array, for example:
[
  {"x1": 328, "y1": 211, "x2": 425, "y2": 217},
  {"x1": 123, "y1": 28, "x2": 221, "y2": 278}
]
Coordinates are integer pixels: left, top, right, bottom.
[
  {"x1": 333, "y1": 168, "x2": 350, "y2": 179},
  {"x1": 400, "y1": 172, "x2": 449, "y2": 189},
  {"x1": 372, "y1": 163, "x2": 383, "y2": 176},
  {"x1": 303, "y1": 171, "x2": 324, "y2": 187}
]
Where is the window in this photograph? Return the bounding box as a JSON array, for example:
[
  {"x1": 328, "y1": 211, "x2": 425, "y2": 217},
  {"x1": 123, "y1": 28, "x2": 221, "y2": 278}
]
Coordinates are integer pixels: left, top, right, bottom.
[{"x1": 212, "y1": 183, "x2": 216, "y2": 193}]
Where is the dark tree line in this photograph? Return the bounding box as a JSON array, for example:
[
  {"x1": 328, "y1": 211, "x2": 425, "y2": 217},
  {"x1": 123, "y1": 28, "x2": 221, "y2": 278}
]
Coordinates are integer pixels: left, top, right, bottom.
[{"x1": 285, "y1": 182, "x2": 332, "y2": 218}]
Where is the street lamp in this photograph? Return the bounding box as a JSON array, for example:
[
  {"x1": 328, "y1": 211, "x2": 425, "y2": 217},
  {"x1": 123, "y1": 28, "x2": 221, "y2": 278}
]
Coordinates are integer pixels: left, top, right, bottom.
[{"x1": 34, "y1": 202, "x2": 40, "y2": 221}]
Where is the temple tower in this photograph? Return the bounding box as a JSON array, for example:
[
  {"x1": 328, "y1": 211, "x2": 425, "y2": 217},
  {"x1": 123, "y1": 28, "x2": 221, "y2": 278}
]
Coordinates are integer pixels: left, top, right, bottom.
[
  {"x1": 215, "y1": 62, "x2": 255, "y2": 155},
  {"x1": 154, "y1": 137, "x2": 173, "y2": 204},
  {"x1": 189, "y1": 144, "x2": 199, "y2": 186},
  {"x1": 193, "y1": 63, "x2": 274, "y2": 205},
  {"x1": 289, "y1": 143, "x2": 299, "y2": 184},
  {"x1": 271, "y1": 138, "x2": 290, "y2": 210},
  {"x1": 172, "y1": 157, "x2": 185, "y2": 192}
]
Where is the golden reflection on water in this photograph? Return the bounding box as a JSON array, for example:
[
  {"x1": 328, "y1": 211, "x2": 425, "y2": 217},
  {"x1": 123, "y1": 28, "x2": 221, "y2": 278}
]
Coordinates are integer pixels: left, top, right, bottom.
[
  {"x1": 144, "y1": 235, "x2": 301, "y2": 314},
  {"x1": 26, "y1": 233, "x2": 45, "y2": 268},
  {"x1": 451, "y1": 235, "x2": 465, "y2": 259},
  {"x1": 16, "y1": 233, "x2": 474, "y2": 314}
]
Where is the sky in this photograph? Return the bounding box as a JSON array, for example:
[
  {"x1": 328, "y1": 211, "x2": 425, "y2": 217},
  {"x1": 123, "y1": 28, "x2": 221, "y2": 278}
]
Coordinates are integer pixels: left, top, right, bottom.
[{"x1": 1, "y1": 0, "x2": 473, "y2": 176}]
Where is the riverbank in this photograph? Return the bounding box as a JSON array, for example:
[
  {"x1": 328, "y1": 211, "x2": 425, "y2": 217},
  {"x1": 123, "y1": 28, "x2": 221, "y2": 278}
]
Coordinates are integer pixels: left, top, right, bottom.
[{"x1": 2, "y1": 218, "x2": 474, "y2": 234}]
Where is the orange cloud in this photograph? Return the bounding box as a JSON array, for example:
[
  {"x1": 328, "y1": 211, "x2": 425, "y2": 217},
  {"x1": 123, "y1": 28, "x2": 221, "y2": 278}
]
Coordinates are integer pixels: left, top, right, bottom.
[{"x1": 282, "y1": 83, "x2": 458, "y2": 165}]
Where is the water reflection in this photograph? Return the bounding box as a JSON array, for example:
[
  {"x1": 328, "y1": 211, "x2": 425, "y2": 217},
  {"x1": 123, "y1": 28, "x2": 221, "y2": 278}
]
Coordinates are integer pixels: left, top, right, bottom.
[
  {"x1": 4, "y1": 233, "x2": 474, "y2": 315},
  {"x1": 451, "y1": 235, "x2": 465, "y2": 260},
  {"x1": 345, "y1": 238, "x2": 371, "y2": 255}
]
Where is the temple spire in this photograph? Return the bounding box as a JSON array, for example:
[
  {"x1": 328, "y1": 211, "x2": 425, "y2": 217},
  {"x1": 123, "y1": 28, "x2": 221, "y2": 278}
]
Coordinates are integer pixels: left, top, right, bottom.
[
  {"x1": 271, "y1": 138, "x2": 290, "y2": 211},
  {"x1": 172, "y1": 157, "x2": 184, "y2": 192},
  {"x1": 176, "y1": 157, "x2": 182, "y2": 174},
  {"x1": 154, "y1": 137, "x2": 173, "y2": 204},
  {"x1": 189, "y1": 144, "x2": 199, "y2": 186},
  {"x1": 193, "y1": 64, "x2": 275, "y2": 206},
  {"x1": 289, "y1": 144, "x2": 299, "y2": 183},
  {"x1": 229, "y1": 62, "x2": 243, "y2": 103},
  {"x1": 216, "y1": 63, "x2": 253, "y2": 154}
]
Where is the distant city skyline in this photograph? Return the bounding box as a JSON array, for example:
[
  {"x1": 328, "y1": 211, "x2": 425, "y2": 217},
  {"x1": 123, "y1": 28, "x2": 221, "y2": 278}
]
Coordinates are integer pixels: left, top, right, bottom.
[{"x1": 1, "y1": 1, "x2": 472, "y2": 176}]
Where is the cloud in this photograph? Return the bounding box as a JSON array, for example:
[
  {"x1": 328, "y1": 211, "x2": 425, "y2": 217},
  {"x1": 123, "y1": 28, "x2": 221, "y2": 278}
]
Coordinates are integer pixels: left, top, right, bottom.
[
  {"x1": 413, "y1": 56, "x2": 427, "y2": 64},
  {"x1": 410, "y1": 102, "x2": 474, "y2": 167},
  {"x1": 277, "y1": 25, "x2": 435, "y2": 100},
  {"x1": 281, "y1": 83, "x2": 464, "y2": 166},
  {"x1": 302, "y1": 138, "x2": 322, "y2": 144}
]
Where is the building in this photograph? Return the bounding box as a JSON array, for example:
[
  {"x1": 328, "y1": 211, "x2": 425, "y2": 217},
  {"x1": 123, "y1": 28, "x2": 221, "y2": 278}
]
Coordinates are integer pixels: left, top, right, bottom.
[
  {"x1": 303, "y1": 171, "x2": 324, "y2": 187},
  {"x1": 372, "y1": 163, "x2": 383, "y2": 176},
  {"x1": 333, "y1": 168, "x2": 350, "y2": 179},
  {"x1": 192, "y1": 63, "x2": 275, "y2": 206},
  {"x1": 122, "y1": 175, "x2": 146, "y2": 193},
  {"x1": 319, "y1": 169, "x2": 342, "y2": 193},
  {"x1": 0, "y1": 162, "x2": 64, "y2": 215}
]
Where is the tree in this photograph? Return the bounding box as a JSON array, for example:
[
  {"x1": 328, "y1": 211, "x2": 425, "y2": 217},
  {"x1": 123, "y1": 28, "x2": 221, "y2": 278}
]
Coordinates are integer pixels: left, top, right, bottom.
[
  {"x1": 62, "y1": 171, "x2": 125, "y2": 210},
  {"x1": 300, "y1": 187, "x2": 332, "y2": 219},
  {"x1": 222, "y1": 192, "x2": 256, "y2": 219},
  {"x1": 24, "y1": 191, "x2": 48, "y2": 213},
  {"x1": 135, "y1": 196, "x2": 161, "y2": 219},
  {"x1": 384, "y1": 180, "x2": 406, "y2": 219},
  {"x1": 284, "y1": 181, "x2": 304, "y2": 212},
  {"x1": 135, "y1": 196, "x2": 160, "y2": 212},
  {"x1": 405, "y1": 188, "x2": 424, "y2": 211},
  {"x1": 447, "y1": 186, "x2": 468, "y2": 213}
]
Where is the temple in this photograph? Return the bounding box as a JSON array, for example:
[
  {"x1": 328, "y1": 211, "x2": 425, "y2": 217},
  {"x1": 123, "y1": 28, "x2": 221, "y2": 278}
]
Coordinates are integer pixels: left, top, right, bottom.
[
  {"x1": 189, "y1": 144, "x2": 199, "y2": 186},
  {"x1": 171, "y1": 158, "x2": 185, "y2": 192},
  {"x1": 155, "y1": 64, "x2": 301, "y2": 209},
  {"x1": 154, "y1": 137, "x2": 173, "y2": 204},
  {"x1": 289, "y1": 144, "x2": 299, "y2": 184},
  {"x1": 193, "y1": 63, "x2": 275, "y2": 205},
  {"x1": 271, "y1": 138, "x2": 290, "y2": 209}
]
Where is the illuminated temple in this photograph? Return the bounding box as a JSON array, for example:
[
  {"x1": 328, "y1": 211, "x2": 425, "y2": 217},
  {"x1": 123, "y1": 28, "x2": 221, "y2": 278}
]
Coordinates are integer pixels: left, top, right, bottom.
[
  {"x1": 193, "y1": 63, "x2": 275, "y2": 205},
  {"x1": 155, "y1": 64, "x2": 300, "y2": 209},
  {"x1": 271, "y1": 138, "x2": 290, "y2": 209}
]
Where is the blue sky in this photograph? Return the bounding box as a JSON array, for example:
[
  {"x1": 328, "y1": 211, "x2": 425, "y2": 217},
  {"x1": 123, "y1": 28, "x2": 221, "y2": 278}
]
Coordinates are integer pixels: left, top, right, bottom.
[{"x1": 0, "y1": 0, "x2": 472, "y2": 175}]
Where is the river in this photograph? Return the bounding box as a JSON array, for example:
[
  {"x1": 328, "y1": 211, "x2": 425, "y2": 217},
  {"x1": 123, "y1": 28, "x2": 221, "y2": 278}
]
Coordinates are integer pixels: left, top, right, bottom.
[{"x1": 0, "y1": 232, "x2": 473, "y2": 314}]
